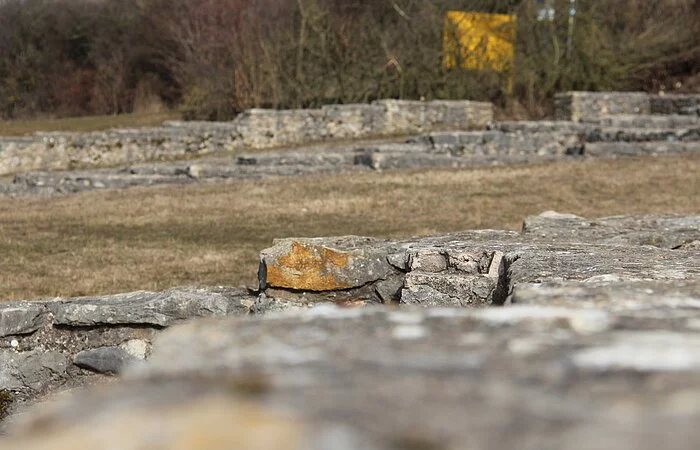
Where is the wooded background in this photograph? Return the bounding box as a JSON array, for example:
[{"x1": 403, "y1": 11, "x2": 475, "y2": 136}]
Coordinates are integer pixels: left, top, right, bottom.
[{"x1": 0, "y1": 0, "x2": 698, "y2": 121}]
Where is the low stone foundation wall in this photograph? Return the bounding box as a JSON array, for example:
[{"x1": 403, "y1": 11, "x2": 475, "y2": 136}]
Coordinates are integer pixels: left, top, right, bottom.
[
  {"x1": 651, "y1": 94, "x2": 700, "y2": 116},
  {"x1": 0, "y1": 99, "x2": 493, "y2": 176},
  {"x1": 2, "y1": 212, "x2": 699, "y2": 448},
  {"x1": 230, "y1": 100, "x2": 493, "y2": 149},
  {"x1": 0, "y1": 287, "x2": 255, "y2": 415},
  {"x1": 257, "y1": 214, "x2": 700, "y2": 308},
  {"x1": 555, "y1": 91, "x2": 700, "y2": 122}
]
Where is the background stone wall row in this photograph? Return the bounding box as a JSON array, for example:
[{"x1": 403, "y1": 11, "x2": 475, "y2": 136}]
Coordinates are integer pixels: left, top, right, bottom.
[
  {"x1": 555, "y1": 92, "x2": 700, "y2": 122},
  {"x1": 0, "y1": 100, "x2": 493, "y2": 176}
]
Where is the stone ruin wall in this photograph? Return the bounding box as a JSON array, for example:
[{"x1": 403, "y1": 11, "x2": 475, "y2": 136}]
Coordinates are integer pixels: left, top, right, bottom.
[
  {"x1": 2, "y1": 211, "x2": 699, "y2": 420},
  {"x1": 555, "y1": 91, "x2": 700, "y2": 122},
  {"x1": 1, "y1": 91, "x2": 700, "y2": 445},
  {"x1": 0, "y1": 100, "x2": 493, "y2": 176},
  {"x1": 3, "y1": 91, "x2": 700, "y2": 180},
  {"x1": 0, "y1": 286, "x2": 256, "y2": 414}
]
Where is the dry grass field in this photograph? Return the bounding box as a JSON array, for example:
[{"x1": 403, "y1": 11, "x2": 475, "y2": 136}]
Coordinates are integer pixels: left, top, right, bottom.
[
  {"x1": 1, "y1": 154, "x2": 699, "y2": 301},
  {"x1": 0, "y1": 112, "x2": 180, "y2": 136}
]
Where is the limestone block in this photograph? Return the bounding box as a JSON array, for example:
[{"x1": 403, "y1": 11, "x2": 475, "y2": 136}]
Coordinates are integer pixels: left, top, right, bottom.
[
  {"x1": 48, "y1": 287, "x2": 251, "y2": 327},
  {"x1": 0, "y1": 350, "x2": 68, "y2": 392},
  {"x1": 650, "y1": 94, "x2": 700, "y2": 116},
  {"x1": 555, "y1": 91, "x2": 651, "y2": 122},
  {"x1": 73, "y1": 347, "x2": 136, "y2": 375},
  {"x1": 0, "y1": 304, "x2": 46, "y2": 338},
  {"x1": 401, "y1": 273, "x2": 497, "y2": 307},
  {"x1": 259, "y1": 237, "x2": 395, "y2": 292}
]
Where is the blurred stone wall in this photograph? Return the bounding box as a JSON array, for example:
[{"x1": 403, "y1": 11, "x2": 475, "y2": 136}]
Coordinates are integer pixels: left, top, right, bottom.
[{"x1": 0, "y1": 100, "x2": 494, "y2": 176}]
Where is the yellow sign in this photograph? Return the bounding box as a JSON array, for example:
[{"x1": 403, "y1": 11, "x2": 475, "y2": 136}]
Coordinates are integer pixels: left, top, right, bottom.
[{"x1": 443, "y1": 11, "x2": 516, "y2": 73}]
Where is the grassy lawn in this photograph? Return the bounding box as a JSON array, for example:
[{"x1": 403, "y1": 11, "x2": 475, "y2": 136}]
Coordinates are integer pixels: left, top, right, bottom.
[
  {"x1": 1, "y1": 154, "x2": 699, "y2": 301},
  {"x1": 0, "y1": 112, "x2": 181, "y2": 136}
]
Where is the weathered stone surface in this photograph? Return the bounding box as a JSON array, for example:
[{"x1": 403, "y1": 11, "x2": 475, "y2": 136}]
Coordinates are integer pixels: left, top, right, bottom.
[
  {"x1": 590, "y1": 114, "x2": 699, "y2": 128},
  {"x1": 523, "y1": 211, "x2": 700, "y2": 248},
  {"x1": 260, "y1": 237, "x2": 397, "y2": 292},
  {"x1": 555, "y1": 91, "x2": 651, "y2": 121},
  {"x1": 259, "y1": 212, "x2": 699, "y2": 307},
  {"x1": 402, "y1": 272, "x2": 497, "y2": 307},
  {"x1": 651, "y1": 94, "x2": 700, "y2": 116},
  {"x1": 0, "y1": 350, "x2": 68, "y2": 392},
  {"x1": 583, "y1": 141, "x2": 700, "y2": 158},
  {"x1": 6, "y1": 101, "x2": 700, "y2": 198},
  {"x1": 9, "y1": 304, "x2": 700, "y2": 449},
  {"x1": 119, "y1": 339, "x2": 150, "y2": 360},
  {"x1": 0, "y1": 126, "x2": 236, "y2": 177},
  {"x1": 511, "y1": 279, "x2": 700, "y2": 311},
  {"x1": 0, "y1": 286, "x2": 256, "y2": 415},
  {"x1": 73, "y1": 347, "x2": 136, "y2": 375},
  {"x1": 2, "y1": 211, "x2": 700, "y2": 447},
  {"x1": 0, "y1": 99, "x2": 493, "y2": 176},
  {"x1": 0, "y1": 304, "x2": 46, "y2": 337},
  {"x1": 422, "y1": 130, "x2": 584, "y2": 158},
  {"x1": 507, "y1": 244, "x2": 699, "y2": 288},
  {"x1": 48, "y1": 286, "x2": 250, "y2": 327}
]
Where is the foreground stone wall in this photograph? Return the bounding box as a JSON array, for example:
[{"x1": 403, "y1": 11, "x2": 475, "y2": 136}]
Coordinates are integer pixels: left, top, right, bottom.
[
  {"x1": 258, "y1": 213, "x2": 700, "y2": 308},
  {"x1": 1, "y1": 212, "x2": 699, "y2": 449},
  {"x1": 0, "y1": 287, "x2": 255, "y2": 414},
  {"x1": 0, "y1": 99, "x2": 493, "y2": 176}
]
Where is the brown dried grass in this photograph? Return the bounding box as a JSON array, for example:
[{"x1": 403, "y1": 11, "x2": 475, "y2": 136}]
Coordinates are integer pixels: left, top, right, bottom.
[{"x1": 1, "y1": 154, "x2": 699, "y2": 301}]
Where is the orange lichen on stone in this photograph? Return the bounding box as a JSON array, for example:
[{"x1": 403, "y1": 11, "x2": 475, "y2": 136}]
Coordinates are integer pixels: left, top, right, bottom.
[{"x1": 265, "y1": 242, "x2": 352, "y2": 291}]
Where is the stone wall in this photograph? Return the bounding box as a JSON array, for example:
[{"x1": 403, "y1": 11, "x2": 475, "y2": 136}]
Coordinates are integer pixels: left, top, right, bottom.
[
  {"x1": 555, "y1": 91, "x2": 700, "y2": 122},
  {"x1": 555, "y1": 91, "x2": 651, "y2": 121},
  {"x1": 257, "y1": 214, "x2": 700, "y2": 308},
  {"x1": 4, "y1": 212, "x2": 698, "y2": 417},
  {"x1": 651, "y1": 94, "x2": 700, "y2": 116},
  {"x1": 5, "y1": 115, "x2": 700, "y2": 197},
  {"x1": 0, "y1": 100, "x2": 493, "y2": 176},
  {"x1": 2, "y1": 212, "x2": 700, "y2": 449},
  {"x1": 0, "y1": 287, "x2": 255, "y2": 414}
]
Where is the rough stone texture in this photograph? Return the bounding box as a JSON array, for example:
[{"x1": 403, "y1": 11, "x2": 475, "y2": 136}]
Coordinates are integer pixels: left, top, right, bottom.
[
  {"x1": 0, "y1": 126, "x2": 238, "y2": 177},
  {"x1": 0, "y1": 99, "x2": 492, "y2": 176},
  {"x1": 4, "y1": 129, "x2": 698, "y2": 199},
  {"x1": 73, "y1": 347, "x2": 137, "y2": 375},
  {"x1": 7, "y1": 302, "x2": 700, "y2": 449},
  {"x1": 417, "y1": 130, "x2": 584, "y2": 158},
  {"x1": 0, "y1": 304, "x2": 45, "y2": 338},
  {"x1": 555, "y1": 91, "x2": 700, "y2": 123},
  {"x1": 0, "y1": 286, "x2": 256, "y2": 414},
  {"x1": 590, "y1": 114, "x2": 700, "y2": 128},
  {"x1": 258, "y1": 212, "x2": 700, "y2": 308},
  {"x1": 522, "y1": 212, "x2": 700, "y2": 249},
  {"x1": 555, "y1": 91, "x2": 652, "y2": 121},
  {"x1": 48, "y1": 287, "x2": 249, "y2": 327},
  {"x1": 651, "y1": 94, "x2": 700, "y2": 116},
  {"x1": 260, "y1": 237, "x2": 397, "y2": 293},
  {"x1": 6, "y1": 95, "x2": 700, "y2": 198},
  {"x1": 233, "y1": 100, "x2": 492, "y2": 149},
  {"x1": 0, "y1": 351, "x2": 68, "y2": 392},
  {"x1": 2, "y1": 211, "x2": 700, "y2": 448}
]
